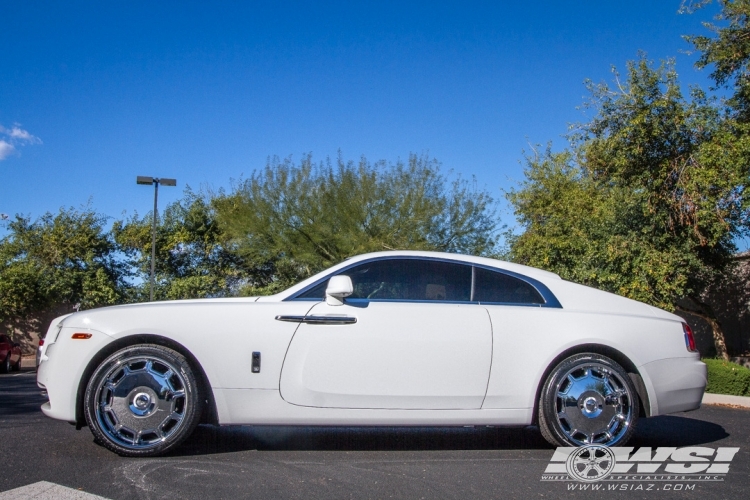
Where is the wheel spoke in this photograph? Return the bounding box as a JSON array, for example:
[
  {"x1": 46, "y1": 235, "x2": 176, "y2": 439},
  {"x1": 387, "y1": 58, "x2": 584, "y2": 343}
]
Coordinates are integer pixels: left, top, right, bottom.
[{"x1": 160, "y1": 411, "x2": 183, "y2": 429}]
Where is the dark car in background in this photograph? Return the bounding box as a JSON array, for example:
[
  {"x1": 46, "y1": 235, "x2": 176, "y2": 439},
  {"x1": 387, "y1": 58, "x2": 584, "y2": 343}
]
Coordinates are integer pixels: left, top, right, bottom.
[{"x1": 0, "y1": 334, "x2": 22, "y2": 373}]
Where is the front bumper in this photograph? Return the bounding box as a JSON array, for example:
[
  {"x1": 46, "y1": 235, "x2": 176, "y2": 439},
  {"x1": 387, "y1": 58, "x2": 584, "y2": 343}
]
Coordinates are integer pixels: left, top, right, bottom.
[
  {"x1": 641, "y1": 356, "x2": 706, "y2": 416},
  {"x1": 36, "y1": 328, "x2": 112, "y2": 423}
]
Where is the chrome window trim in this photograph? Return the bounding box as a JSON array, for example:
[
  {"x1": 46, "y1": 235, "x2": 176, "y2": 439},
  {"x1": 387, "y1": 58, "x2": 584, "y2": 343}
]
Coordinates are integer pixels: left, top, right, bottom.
[
  {"x1": 470, "y1": 265, "x2": 476, "y2": 302},
  {"x1": 285, "y1": 255, "x2": 562, "y2": 308}
]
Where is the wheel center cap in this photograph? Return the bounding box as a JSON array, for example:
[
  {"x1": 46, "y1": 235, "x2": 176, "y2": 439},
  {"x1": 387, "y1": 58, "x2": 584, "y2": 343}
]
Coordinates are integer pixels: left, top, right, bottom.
[
  {"x1": 135, "y1": 393, "x2": 150, "y2": 408},
  {"x1": 580, "y1": 395, "x2": 603, "y2": 418},
  {"x1": 128, "y1": 388, "x2": 158, "y2": 417}
]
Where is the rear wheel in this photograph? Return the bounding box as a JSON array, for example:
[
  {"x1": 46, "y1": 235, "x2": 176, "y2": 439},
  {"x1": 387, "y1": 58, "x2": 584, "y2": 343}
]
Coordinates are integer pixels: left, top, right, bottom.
[
  {"x1": 11, "y1": 354, "x2": 21, "y2": 371},
  {"x1": 538, "y1": 353, "x2": 638, "y2": 447},
  {"x1": 84, "y1": 344, "x2": 204, "y2": 457},
  {"x1": 1, "y1": 354, "x2": 10, "y2": 374}
]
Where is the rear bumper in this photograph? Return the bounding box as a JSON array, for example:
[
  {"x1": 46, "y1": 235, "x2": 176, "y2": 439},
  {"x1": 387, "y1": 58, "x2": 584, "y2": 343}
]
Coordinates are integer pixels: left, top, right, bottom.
[{"x1": 641, "y1": 356, "x2": 706, "y2": 416}]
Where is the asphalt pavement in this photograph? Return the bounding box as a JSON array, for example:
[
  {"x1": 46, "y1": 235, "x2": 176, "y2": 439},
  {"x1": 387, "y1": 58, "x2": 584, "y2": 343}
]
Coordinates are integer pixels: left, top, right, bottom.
[{"x1": 1, "y1": 368, "x2": 748, "y2": 500}]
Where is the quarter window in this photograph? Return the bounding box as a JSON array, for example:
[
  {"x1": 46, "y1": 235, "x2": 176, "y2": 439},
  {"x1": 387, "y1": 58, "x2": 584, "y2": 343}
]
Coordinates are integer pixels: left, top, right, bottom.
[{"x1": 473, "y1": 267, "x2": 544, "y2": 304}]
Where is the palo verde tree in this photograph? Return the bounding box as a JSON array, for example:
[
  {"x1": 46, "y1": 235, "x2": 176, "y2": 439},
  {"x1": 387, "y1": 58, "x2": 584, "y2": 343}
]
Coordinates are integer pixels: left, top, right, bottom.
[
  {"x1": 213, "y1": 153, "x2": 499, "y2": 295},
  {"x1": 508, "y1": 57, "x2": 750, "y2": 359}
]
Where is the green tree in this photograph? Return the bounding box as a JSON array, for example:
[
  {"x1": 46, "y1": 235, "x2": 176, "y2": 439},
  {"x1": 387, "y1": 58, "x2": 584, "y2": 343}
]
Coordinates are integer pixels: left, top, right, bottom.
[
  {"x1": 213, "y1": 153, "x2": 499, "y2": 294},
  {"x1": 0, "y1": 207, "x2": 125, "y2": 347},
  {"x1": 684, "y1": 0, "x2": 750, "y2": 122},
  {"x1": 508, "y1": 57, "x2": 750, "y2": 359},
  {"x1": 114, "y1": 191, "x2": 246, "y2": 300},
  {"x1": 684, "y1": 0, "x2": 750, "y2": 228}
]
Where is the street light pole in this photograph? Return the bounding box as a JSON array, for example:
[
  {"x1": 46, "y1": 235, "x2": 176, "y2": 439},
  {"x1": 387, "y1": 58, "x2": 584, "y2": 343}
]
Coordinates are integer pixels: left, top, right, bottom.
[
  {"x1": 137, "y1": 176, "x2": 177, "y2": 302},
  {"x1": 150, "y1": 180, "x2": 159, "y2": 302}
]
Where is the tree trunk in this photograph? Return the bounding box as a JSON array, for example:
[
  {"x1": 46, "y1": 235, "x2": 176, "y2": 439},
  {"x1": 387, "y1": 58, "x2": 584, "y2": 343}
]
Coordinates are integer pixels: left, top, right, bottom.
[{"x1": 676, "y1": 296, "x2": 729, "y2": 360}]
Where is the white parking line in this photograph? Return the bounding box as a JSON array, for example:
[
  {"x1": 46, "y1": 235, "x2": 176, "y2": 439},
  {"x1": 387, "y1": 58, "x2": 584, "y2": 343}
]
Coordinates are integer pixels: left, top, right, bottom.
[{"x1": 0, "y1": 481, "x2": 111, "y2": 499}]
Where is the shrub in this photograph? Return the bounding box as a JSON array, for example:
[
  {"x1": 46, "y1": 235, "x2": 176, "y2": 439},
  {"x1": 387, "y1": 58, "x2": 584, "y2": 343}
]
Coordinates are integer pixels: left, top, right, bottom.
[{"x1": 703, "y1": 358, "x2": 750, "y2": 397}]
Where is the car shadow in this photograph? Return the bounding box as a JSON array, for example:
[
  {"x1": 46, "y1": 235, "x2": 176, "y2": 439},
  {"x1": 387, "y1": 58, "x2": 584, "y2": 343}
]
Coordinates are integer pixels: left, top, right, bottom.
[
  {"x1": 629, "y1": 414, "x2": 729, "y2": 447},
  {"x1": 172, "y1": 424, "x2": 550, "y2": 456},
  {"x1": 171, "y1": 413, "x2": 729, "y2": 457}
]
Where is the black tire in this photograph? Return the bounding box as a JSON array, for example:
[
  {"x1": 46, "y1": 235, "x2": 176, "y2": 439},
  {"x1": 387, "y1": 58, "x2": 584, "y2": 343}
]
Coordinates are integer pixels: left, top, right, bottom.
[
  {"x1": 12, "y1": 355, "x2": 21, "y2": 372},
  {"x1": 0, "y1": 354, "x2": 10, "y2": 374},
  {"x1": 538, "y1": 353, "x2": 639, "y2": 447},
  {"x1": 84, "y1": 344, "x2": 204, "y2": 457}
]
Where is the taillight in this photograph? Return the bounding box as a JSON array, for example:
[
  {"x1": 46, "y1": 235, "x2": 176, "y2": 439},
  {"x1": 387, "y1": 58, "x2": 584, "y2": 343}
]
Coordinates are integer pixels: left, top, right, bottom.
[
  {"x1": 38, "y1": 339, "x2": 44, "y2": 347},
  {"x1": 683, "y1": 323, "x2": 697, "y2": 352}
]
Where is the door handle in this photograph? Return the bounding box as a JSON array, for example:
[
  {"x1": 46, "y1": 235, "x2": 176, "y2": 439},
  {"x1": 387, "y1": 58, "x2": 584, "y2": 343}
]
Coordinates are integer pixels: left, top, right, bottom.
[{"x1": 275, "y1": 315, "x2": 357, "y2": 325}]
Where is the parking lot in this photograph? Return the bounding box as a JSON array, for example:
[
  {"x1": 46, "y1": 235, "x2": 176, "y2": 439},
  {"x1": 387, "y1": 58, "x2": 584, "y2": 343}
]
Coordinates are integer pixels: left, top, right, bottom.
[{"x1": 1, "y1": 367, "x2": 748, "y2": 499}]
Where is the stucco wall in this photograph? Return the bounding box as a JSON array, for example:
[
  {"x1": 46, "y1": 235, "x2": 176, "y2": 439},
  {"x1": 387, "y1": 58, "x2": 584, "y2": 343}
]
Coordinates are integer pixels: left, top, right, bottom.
[
  {"x1": 0, "y1": 304, "x2": 77, "y2": 355},
  {"x1": 676, "y1": 255, "x2": 750, "y2": 357}
]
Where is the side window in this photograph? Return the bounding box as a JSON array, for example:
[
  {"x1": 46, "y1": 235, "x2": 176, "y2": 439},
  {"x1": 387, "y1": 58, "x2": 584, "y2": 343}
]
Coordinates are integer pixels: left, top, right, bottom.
[
  {"x1": 295, "y1": 259, "x2": 472, "y2": 302},
  {"x1": 473, "y1": 267, "x2": 545, "y2": 304},
  {"x1": 295, "y1": 280, "x2": 328, "y2": 300}
]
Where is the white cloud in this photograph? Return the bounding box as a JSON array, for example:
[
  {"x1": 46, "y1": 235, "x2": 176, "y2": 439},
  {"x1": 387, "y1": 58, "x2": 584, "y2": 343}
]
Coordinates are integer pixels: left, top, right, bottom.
[
  {"x1": 9, "y1": 126, "x2": 41, "y2": 143},
  {"x1": 0, "y1": 123, "x2": 41, "y2": 160},
  {"x1": 0, "y1": 140, "x2": 15, "y2": 160}
]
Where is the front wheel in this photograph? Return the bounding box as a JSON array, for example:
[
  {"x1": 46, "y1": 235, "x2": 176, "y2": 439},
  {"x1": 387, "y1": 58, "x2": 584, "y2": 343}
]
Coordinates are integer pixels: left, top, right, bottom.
[
  {"x1": 84, "y1": 344, "x2": 204, "y2": 457},
  {"x1": 538, "y1": 353, "x2": 639, "y2": 447}
]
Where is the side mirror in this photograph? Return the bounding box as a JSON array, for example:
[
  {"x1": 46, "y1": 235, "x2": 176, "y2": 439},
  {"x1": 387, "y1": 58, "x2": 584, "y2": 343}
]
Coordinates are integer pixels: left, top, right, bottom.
[
  {"x1": 325, "y1": 275, "x2": 353, "y2": 306},
  {"x1": 12, "y1": 343, "x2": 20, "y2": 348}
]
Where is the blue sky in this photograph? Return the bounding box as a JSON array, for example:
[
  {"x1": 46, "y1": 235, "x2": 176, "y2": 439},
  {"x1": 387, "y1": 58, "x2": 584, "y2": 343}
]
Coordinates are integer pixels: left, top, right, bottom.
[{"x1": 0, "y1": 1, "x2": 728, "y2": 239}]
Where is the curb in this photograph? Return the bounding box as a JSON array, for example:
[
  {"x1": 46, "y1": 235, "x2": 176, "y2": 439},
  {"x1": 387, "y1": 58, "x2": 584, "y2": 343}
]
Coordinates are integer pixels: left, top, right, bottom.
[{"x1": 702, "y1": 392, "x2": 750, "y2": 408}]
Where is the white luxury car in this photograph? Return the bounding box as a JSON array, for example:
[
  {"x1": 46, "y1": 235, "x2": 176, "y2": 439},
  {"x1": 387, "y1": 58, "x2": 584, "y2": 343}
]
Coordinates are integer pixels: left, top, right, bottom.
[{"x1": 36, "y1": 251, "x2": 706, "y2": 456}]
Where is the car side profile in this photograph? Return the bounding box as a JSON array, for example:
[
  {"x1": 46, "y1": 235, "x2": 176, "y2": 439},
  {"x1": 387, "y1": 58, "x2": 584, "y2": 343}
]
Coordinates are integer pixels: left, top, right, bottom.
[{"x1": 36, "y1": 251, "x2": 707, "y2": 456}]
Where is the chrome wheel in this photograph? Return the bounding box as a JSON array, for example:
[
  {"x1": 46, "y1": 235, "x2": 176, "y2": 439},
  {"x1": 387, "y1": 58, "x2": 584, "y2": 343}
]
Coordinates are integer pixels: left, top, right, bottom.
[
  {"x1": 555, "y1": 362, "x2": 633, "y2": 444},
  {"x1": 85, "y1": 344, "x2": 203, "y2": 456},
  {"x1": 538, "y1": 353, "x2": 639, "y2": 447},
  {"x1": 95, "y1": 356, "x2": 188, "y2": 449}
]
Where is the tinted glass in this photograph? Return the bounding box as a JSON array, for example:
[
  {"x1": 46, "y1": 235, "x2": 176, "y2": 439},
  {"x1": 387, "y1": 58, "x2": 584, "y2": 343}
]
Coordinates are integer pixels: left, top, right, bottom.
[
  {"x1": 295, "y1": 280, "x2": 328, "y2": 300},
  {"x1": 473, "y1": 267, "x2": 544, "y2": 304},
  {"x1": 296, "y1": 258, "x2": 472, "y2": 301}
]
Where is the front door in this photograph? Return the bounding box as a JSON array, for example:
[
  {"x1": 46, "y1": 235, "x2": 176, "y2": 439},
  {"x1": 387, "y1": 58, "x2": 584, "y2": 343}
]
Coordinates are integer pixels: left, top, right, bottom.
[{"x1": 279, "y1": 258, "x2": 493, "y2": 410}]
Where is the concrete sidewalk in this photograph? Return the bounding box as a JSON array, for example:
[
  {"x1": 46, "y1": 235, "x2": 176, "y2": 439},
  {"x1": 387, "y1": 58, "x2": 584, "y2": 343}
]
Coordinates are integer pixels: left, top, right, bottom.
[{"x1": 702, "y1": 392, "x2": 750, "y2": 408}]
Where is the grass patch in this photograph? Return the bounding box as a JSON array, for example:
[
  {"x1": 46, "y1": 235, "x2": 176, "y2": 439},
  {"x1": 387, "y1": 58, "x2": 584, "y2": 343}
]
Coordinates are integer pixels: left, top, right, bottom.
[{"x1": 703, "y1": 358, "x2": 750, "y2": 397}]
